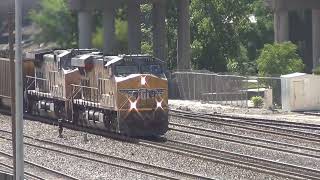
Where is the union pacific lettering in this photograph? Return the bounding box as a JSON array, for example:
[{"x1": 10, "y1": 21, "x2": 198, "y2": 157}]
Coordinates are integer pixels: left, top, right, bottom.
[{"x1": 119, "y1": 89, "x2": 165, "y2": 99}]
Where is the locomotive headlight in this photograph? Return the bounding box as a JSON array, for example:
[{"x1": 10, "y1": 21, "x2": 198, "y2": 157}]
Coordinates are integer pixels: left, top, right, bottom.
[
  {"x1": 156, "y1": 100, "x2": 163, "y2": 110},
  {"x1": 130, "y1": 100, "x2": 138, "y2": 111},
  {"x1": 141, "y1": 76, "x2": 147, "y2": 86}
]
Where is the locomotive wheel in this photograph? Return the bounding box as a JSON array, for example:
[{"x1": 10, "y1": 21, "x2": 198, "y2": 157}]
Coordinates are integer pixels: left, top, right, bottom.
[
  {"x1": 56, "y1": 105, "x2": 66, "y2": 122},
  {"x1": 30, "y1": 101, "x2": 39, "y2": 116},
  {"x1": 109, "y1": 113, "x2": 118, "y2": 132},
  {"x1": 25, "y1": 97, "x2": 33, "y2": 113},
  {"x1": 103, "y1": 115, "x2": 111, "y2": 130}
]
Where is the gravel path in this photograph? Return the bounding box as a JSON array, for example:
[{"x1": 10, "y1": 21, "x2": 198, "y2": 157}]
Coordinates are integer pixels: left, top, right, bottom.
[{"x1": 0, "y1": 113, "x2": 291, "y2": 180}]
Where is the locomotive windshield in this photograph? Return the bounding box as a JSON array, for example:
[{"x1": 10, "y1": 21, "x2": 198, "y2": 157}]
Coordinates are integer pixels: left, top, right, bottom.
[
  {"x1": 115, "y1": 65, "x2": 139, "y2": 75},
  {"x1": 141, "y1": 64, "x2": 162, "y2": 75},
  {"x1": 115, "y1": 64, "x2": 163, "y2": 76}
]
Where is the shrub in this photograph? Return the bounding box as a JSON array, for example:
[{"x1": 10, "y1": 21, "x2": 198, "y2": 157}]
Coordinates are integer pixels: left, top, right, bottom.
[
  {"x1": 257, "y1": 42, "x2": 305, "y2": 76},
  {"x1": 251, "y1": 96, "x2": 264, "y2": 108},
  {"x1": 313, "y1": 66, "x2": 320, "y2": 75},
  {"x1": 227, "y1": 45, "x2": 256, "y2": 75}
]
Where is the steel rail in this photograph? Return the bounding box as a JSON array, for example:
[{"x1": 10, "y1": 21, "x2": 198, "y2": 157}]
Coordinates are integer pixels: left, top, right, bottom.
[
  {"x1": 170, "y1": 112, "x2": 320, "y2": 143},
  {"x1": 302, "y1": 112, "x2": 320, "y2": 117},
  {"x1": 169, "y1": 122, "x2": 320, "y2": 159},
  {"x1": 0, "y1": 163, "x2": 43, "y2": 180},
  {"x1": 1, "y1": 108, "x2": 319, "y2": 179},
  {"x1": 171, "y1": 109, "x2": 320, "y2": 130},
  {"x1": 138, "y1": 139, "x2": 320, "y2": 180},
  {"x1": 0, "y1": 130, "x2": 211, "y2": 180},
  {"x1": 172, "y1": 110, "x2": 320, "y2": 135},
  {"x1": 0, "y1": 151, "x2": 77, "y2": 180}
]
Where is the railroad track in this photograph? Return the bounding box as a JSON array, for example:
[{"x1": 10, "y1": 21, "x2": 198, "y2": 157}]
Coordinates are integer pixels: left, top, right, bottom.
[
  {"x1": 0, "y1": 166, "x2": 42, "y2": 180},
  {"x1": 0, "y1": 151, "x2": 77, "y2": 180},
  {"x1": 170, "y1": 110, "x2": 320, "y2": 142},
  {"x1": 1, "y1": 108, "x2": 320, "y2": 179},
  {"x1": 169, "y1": 122, "x2": 320, "y2": 159},
  {"x1": 171, "y1": 109, "x2": 320, "y2": 131},
  {"x1": 302, "y1": 111, "x2": 320, "y2": 117},
  {"x1": 139, "y1": 138, "x2": 320, "y2": 180},
  {"x1": 0, "y1": 129, "x2": 212, "y2": 180}
]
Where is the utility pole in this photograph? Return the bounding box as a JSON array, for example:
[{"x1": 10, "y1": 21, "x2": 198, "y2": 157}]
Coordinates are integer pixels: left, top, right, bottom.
[
  {"x1": 15, "y1": 0, "x2": 24, "y2": 179},
  {"x1": 8, "y1": 0, "x2": 16, "y2": 178}
]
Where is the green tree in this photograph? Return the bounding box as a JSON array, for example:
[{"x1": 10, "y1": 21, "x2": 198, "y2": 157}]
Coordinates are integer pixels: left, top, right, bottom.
[
  {"x1": 190, "y1": 0, "x2": 252, "y2": 72},
  {"x1": 240, "y1": 0, "x2": 274, "y2": 61},
  {"x1": 29, "y1": 0, "x2": 77, "y2": 48},
  {"x1": 92, "y1": 19, "x2": 128, "y2": 53},
  {"x1": 166, "y1": 0, "x2": 179, "y2": 70},
  {"x1": 141, "y1": 4, "x2": 153, "y2": 55},
  {"x1": 257, "y1": 42, "x2": 305, "y2": 76},
  {"x1": 227, "y1": 44, "x2": 256, "y2": 75}
]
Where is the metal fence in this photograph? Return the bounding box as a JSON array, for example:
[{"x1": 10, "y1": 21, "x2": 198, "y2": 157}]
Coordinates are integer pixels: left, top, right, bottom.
[{"x1": 169, "y1": 71, "x2": 282, "y2": 108}]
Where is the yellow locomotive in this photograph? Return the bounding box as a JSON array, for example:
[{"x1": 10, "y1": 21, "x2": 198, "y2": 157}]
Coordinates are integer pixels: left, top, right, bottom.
[{"x1": 23, "y1": 49, "x2": 169, "y2": 137}]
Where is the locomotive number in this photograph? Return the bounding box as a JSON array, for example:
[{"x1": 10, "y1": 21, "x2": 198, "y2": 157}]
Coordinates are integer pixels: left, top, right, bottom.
[{"x1": 120, "y1": 89, "x2": 165, "y2": 99}]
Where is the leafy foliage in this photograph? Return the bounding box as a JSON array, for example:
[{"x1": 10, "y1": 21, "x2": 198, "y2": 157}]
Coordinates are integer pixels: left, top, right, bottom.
[
  {"x1": 29, "y1": 0, "x2": 77, "y2": 48},
  {"x1": 227, "y1": 44, "x2": 256, "y2": 75},
  {"x1": 251, "y1": 96, "x2": 263, "y2": 108},
  {"x1": 92, "y1": 27, "x2": 103, "y2": 49},
  {"x1": 115, "y1": 19, "x2": 128, "y2": 53},
  {"x1": 28, "y1": 0, "x2": 306, "y2": 76},
  {"x1": 313, "y1": 66, "x2": 320, "y2": 75},
  {"x1": 166, "y1": 0, "x2": 179, "y2": 69},
  {"x1": 141, "y1": 4, "x2": 153, "y2": 54},
  {"x1": 257, "y1": 42, "x2": 305, "y2": 76},
  {"x1": 240, "y1": 0, "x2": 274, "y2": 60},
  {"x1": 190, "y1": 0, "x2": 252, "y2": 72}
]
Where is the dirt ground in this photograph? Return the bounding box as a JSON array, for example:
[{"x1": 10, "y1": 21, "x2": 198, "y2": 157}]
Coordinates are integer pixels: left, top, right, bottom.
[{"x1": 169, "y1": 100, "x2": 320, "y2": 125}]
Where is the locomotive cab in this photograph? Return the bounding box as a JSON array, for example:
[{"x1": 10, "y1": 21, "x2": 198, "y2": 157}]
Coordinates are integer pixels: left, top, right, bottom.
[{"x1": 106, "y1": 55, "x2": 169, "y2": 136}]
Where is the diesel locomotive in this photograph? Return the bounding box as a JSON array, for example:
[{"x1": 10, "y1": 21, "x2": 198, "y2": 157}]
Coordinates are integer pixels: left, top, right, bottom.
[{"x1": 0, "y1": 49, "x2": 169, "y2": 137}]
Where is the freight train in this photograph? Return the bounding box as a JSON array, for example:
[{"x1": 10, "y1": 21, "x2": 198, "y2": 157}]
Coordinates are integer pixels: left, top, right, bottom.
[{"x1": 0, "y1": 49, "x2": 169, "y2": 137}]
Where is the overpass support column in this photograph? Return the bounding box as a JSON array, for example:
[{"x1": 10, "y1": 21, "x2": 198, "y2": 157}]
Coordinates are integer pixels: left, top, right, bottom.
[
  {"x1": 78, "y1": 11, "x2": 93, "y2": 49},
  {"x1": 177, "y1": 0, "x2": 191, "y2": 70},
  {"x1": 313, "y1": 9, "x2": 320, "y2": 69},
  {"x1": 128, "y1": 0, "x2": 141, "y2": 54},
  {"x1": 152, "y1": 0, "x2": 167, "y2": 61},
  {"x1": 103, "y1": 6, "x2": 116, "y2": 55},
  {"x1": 274, "y1": 10, "x2": 289, "y2": 42}
]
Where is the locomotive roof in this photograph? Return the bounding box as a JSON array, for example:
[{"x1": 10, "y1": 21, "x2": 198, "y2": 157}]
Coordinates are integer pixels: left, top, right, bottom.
[
  {"x1": 104, "y1": 55, "x2": 164, "y2": 67},
  {"x1": 104, "y1": 56, "x2": 124, "y2": 67},
  {"x1": 29, "y1": 49, "x2": 165, "y2": 67}
]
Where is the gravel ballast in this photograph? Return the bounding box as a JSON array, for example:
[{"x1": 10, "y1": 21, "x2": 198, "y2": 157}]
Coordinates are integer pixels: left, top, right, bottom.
[
  {"x1": 167, "y1": 127, "x2": 320, "y2": 170},
  {"x1": 0, "y1": 113, "x2": 292, "y2": 180},
  {"x1": 170, "y1": 116, "x2": 320, "y2": 149}
]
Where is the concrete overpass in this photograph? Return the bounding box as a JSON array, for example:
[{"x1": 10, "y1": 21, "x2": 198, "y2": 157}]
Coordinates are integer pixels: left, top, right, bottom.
[
  {"x1": 69, "y1": 0, "x2": 191, "y2": 70},
  {"x1": 0, "y1": 0, "x2": 38, "y2": 17},
  {"x1": 266, "y1": 0, "x2": 320, "y2": 71}
]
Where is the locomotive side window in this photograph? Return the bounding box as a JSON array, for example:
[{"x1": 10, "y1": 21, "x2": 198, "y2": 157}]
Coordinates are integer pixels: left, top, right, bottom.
[
  {"x1": 115, "y1": 65, "x2": 139, "y2": 76},
  {"x1": 141, "y1": 64, "x2": 162, "y2": 75}
]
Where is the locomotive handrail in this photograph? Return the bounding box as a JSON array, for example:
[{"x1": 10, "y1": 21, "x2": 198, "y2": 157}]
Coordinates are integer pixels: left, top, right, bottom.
[
  {"x1": 70, "y1": 84, "x2": 99, "y2": 90},
  {"x1": 69, "y1": 85, "x2": 82, "y2": 100},
  {"x1": 25, "y1": 75, "x2": 47, "y2": 81},
  {"x1": 70, "y1": 84, "x2": 100, "y2": 103},
  {"x1": 26, "y1": 79, "x2": 35, "y2": 90}
]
